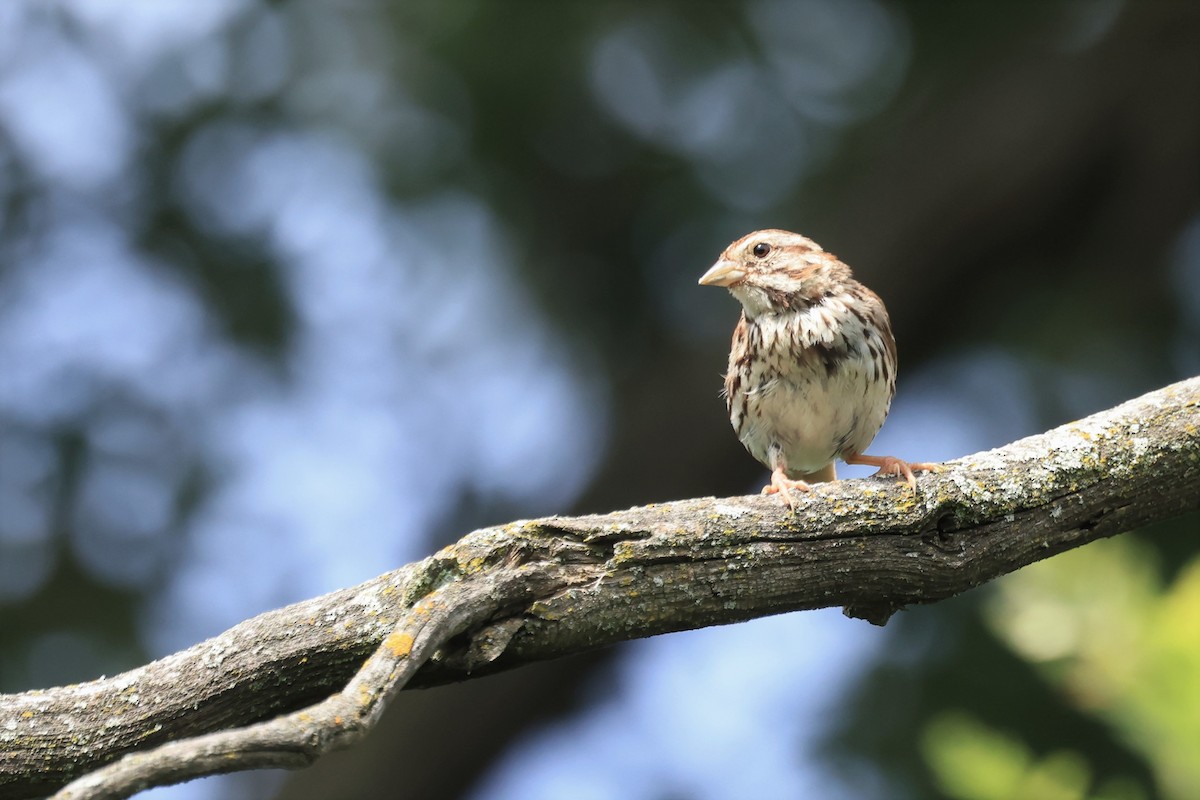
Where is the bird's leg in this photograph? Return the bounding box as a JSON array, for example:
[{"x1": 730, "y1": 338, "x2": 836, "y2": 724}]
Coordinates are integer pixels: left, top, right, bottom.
[
  {"x1": 843, "y1": 452, "x2": 941, "y2": 491},
  {"x1": 761, "y1": 446, "x2": 835, "y2": 508},
  {"x1": 762, "y1": 466, "x2": 811, "y2": 508}
]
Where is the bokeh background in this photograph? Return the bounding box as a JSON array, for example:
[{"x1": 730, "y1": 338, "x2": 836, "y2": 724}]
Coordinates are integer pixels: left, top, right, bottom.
[{"x1": 1, "y1": 1, "x2": 1198, "y2": 798}]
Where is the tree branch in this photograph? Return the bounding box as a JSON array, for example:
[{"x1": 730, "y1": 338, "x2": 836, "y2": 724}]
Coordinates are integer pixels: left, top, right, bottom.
[{"x1": 3, "y1": 377, "x2": 1198, "y2": 800}]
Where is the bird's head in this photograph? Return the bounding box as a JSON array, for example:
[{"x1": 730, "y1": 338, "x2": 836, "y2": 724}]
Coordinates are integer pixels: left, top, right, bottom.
[{"x1": 699, "y1": 229, "x2": 850, "y2": 318}]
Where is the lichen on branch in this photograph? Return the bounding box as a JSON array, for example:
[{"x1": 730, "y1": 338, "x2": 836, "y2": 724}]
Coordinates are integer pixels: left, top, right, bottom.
[{"x1": 2, "y1": 377, "x2": 1198, "y2": 800}]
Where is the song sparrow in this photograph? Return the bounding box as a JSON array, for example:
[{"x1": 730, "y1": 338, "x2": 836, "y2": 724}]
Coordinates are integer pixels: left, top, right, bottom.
[{"x1": 700, "y1": 229, "x2": 936, "y2": 506}]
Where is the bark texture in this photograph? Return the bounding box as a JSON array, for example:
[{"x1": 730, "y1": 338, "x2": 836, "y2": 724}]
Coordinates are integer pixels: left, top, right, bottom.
[{"x1": 3, "y1": 377, "x2": 1198, "y2": 800}]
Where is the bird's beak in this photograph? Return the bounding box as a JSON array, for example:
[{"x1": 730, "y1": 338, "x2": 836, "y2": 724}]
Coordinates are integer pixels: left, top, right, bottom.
[{"x1": 698, "y1": 259, "x2": 744, "y2": 287}]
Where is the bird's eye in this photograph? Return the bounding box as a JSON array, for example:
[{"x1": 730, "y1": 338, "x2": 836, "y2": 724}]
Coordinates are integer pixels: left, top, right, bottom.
[{"x1": 752, "y1": 242, "x2": 771, "y2": 258}]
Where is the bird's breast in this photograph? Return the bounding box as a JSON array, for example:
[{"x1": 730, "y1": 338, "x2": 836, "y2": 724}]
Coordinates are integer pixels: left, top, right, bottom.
[{"x1": 728, "y1": 302, "x2": 895, "y2": 473}]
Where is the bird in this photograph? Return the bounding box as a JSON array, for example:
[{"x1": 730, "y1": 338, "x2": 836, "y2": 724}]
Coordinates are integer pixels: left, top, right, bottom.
[{"x1": 699, "y1": 229, "x2": 937, "y2": 506}]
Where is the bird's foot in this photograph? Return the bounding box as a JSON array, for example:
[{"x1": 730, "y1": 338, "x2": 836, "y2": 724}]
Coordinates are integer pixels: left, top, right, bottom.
[
  {"x1": 762, "y1": 467, "x2": 812, "y2": 509},
  {"x1": 843, "y1": 453, "x2": 941, "y2": 491}
]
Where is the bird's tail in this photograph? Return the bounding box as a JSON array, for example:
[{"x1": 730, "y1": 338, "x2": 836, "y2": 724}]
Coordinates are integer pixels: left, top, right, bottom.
[{"x1": 798, "y1": 463, "x2": 836, "y2": 484}]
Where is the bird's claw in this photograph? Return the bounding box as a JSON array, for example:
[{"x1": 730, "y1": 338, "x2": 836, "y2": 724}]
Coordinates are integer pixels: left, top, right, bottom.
[
  {"x1": 868, "y1": 457, "x2": 941, "y2": 491},
  {"x1": 762, "y1": 467, "x2": 812, "y2": 509}
]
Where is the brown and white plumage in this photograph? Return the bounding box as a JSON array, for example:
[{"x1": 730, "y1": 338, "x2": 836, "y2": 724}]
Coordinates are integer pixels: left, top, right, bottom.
[{"x1": 700, "y1": 229, "x2": 936, "y2": 505}]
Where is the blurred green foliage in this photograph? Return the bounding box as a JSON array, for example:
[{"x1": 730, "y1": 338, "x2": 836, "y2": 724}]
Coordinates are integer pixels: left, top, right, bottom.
[
  {"x1": 923, "y1": 711, "x2": 1146, "y2": 800},
  {"x1": 982, "y1": 537, "x2": 1200, "y2": 799}
]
